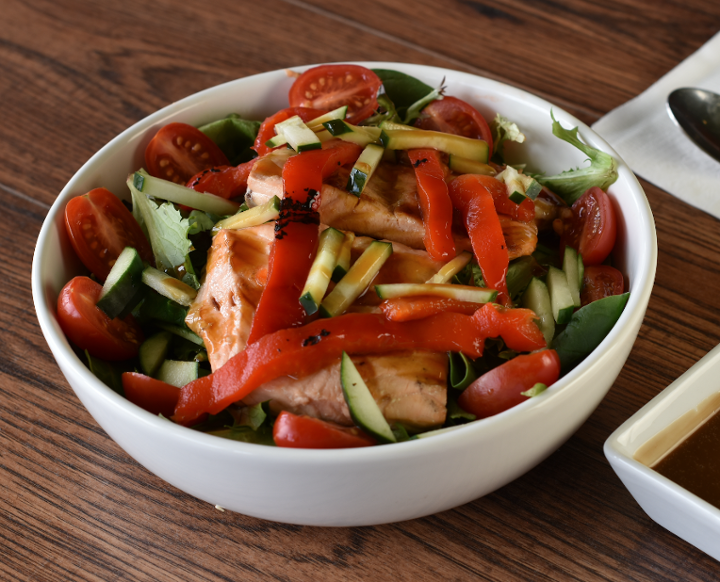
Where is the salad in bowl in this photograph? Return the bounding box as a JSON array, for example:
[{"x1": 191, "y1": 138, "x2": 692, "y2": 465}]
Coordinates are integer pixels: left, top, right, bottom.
[{"x1": 33, "y1": 62, "x2": 655, "y2": 524}]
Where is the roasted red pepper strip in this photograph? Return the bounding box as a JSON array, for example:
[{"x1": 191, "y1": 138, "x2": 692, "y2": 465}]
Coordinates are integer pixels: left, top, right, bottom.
[
  {"x1": 408, "y1": 149, "x2": 456, "y2": 261},
  {"x1": 173, "y1": 304, "x2": 545, "y2": 424},
  {"x1": 185, "y1": 159, "x2": 258, "y2": 199},
  {"x1": 246, "y1": 142, "x2": 362, "y2": 344},
  {"x1": 449, "y1": 174, "x2": 510, "y2": 300},
  {"x1": 380, "y1": 296, "x2": 481, "y2": 322}
]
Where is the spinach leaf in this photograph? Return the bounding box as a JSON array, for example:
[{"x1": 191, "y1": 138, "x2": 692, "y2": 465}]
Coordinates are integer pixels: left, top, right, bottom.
[
  {"x1": 199, "y1": 114, "x2": 261, "y2": 165},
  {"x1": 552, "y1": 292, "x2": 630, "y2": 371},
  {"x1": 373, "y1": 69, "x2": 435, "y2": 118}
]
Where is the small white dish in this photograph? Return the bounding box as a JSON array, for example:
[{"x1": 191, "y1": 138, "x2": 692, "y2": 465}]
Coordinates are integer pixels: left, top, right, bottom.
[{"x1": 605, "y1": 343, "x2": 720, "y2": 561}]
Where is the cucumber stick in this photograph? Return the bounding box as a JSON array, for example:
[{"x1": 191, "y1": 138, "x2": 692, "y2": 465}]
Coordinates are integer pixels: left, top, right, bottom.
[
  {"x1": 96, "y1": 246, "x2": 144, "y2": 319},
  {"x1": 332, "y1": 231, "x2": 355, "y2": 282},
  {"x1": 562, "y1": 246, "x2": 582, "y2": 308},
  {"x1": 142, "y1": 266, "x2": 197, "y2": 307},
  {"x1": 347, "y1": 144, "x2": 384, "y2": 195},
  {"x1": 374, "y1": 283, "x2": 496, "y2": 303},
  {"x1": 448, "y1": 156, "x2": 496, "y2": 176},
  {"x1": 155, "y1": 322, "x2": 204, "y2": 346},
  {"x1": 130, "y1": 170, "x2": 239, "y2": 216},
  {"x1": 546, "y1": 266, "x2": 575, "y2": 325},
  {"x1": 156, "y1": 360, "x2": 199, "y2": 388},
  {"x1": 381, "y1": 129, "x2": 489, "y2": 162},
  {"x1": 139, "y1": 331, "x2": 173, "y2": 377},
  {"x1": 323, "y1": 120, "x2": 382, "y2": 147},
  {"x1": 274, "y1": 115, "x2": 322, "y2": 152},
  {"x1": 340, "y1": 352, "x2": 395, "y2": 444},
  {"x1": 426, "y1": 251, "x2": 473, "y2": 284},
  {"x1": 320, "y1": 241, "x2": 392, "y2": 317},
  {"x1": 521, "y1": 277, "x2": 555, "y2": 345},
  {"x1": 213, "y1": 195, "x2": 281, "y2": 232},
  {"x1": 299, "y1": 228, "x2": 345, "y2": 315}
]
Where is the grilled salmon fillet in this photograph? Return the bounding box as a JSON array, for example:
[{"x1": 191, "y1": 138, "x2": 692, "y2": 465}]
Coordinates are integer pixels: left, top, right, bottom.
[
  {"x1": 242, "y1": 351, "x2": 448, "y2": 431},
  {"x1": 185, "y1": 225, "x2": 450, "y2": 428}
]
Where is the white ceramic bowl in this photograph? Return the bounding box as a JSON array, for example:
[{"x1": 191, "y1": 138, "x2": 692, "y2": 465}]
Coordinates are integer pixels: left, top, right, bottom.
[
  {"x1": 32, "y1": 62, "x2": 657, "y2": 526},
  {"x1": 605, "y1": 343, "x2": 720, "y2": 560}
]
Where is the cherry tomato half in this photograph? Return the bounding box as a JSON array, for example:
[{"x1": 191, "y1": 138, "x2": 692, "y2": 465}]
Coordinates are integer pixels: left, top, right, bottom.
[
  {"x1": 273, "y1": 411, "x2": 376, "y2": 449},
  {"x1": 414, "y1": 96, "x2": 494, "y2": 153},
  {"x1": 560, "y1": 186, "x2": 617, "y2": 266},
  {"x1": 145, "y1": 122, "x2": 229, "y2": 184},
  {"x1": 57, "y1": 276, "x2": 144, "y2": 361},
  {"x1": 65, "y1": 187, "x2": 153, "y2": 281},
  {"x1": 122, "y1": 372, "x2": 180, "y2": 417},
  {"x1": 289, "y1": 65, "x2": 382, "y2": 125},
  {"x1": 458, "y1": 350, "x2": 561, "y2": 419},
  {"x1": 253, "y1": 106, "x2": 328, "y2": 157},
  {"x1": 581, "y1": 265, "x2": 624, "y2": 306}
]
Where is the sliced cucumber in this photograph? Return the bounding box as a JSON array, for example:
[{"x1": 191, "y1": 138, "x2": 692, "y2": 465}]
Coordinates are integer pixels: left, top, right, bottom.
[
  {"x1": 96, "y1": 246, "x2": 144, "y2": 319},
  {"x1": 347, "y1": 144, "x2": 384, "y2": 196},
  {"x1": 562, "y1": 246, "x2": 582, "y2": 308},
  {"x1": 306, "y1": 106, "x2": 348, "y2": 131},
  {"x1": 129, "y1": 170, "x2": 240, "y2": 216},
  {"x1": 426, "y1": 251, "x2": 473, "y2": 284},
  {"x1": 299, "y1": 227, "x2": 345, "y2": 315},
  {"x1": 521, "y1": 277, "x2": 555, "y2": 345},
  {"x1": 331, "y1": 231, "x2": 355, "y2": 282},
  {"x1": 156, "y1": 360, "x2": 199, "y2": 388},
  {"x1": 381, "y1": 129, "x2": 489, "y2": 163},
  {"x1": 448, "y1": 155, "x2": 496, "y2": 176},
  {"x1": 322, "y1": 121, "x2": 382, "y2": 147},
  {"x1": 319, "y1": 241, "x2": 392, "y2": 317},
  {"x1": 142, "y1": 266, "x2": 197, "y2": 307},
  {"x1": 340, "y1": 352, "x2": 396, "y2": 444},
  {"x1": 155, "y1": 322, "x2": 205, "y2": 346},
  {"x1": 377, "y1": 120, "x2": 414, "y2": 131},
  {"x1": 374, "y1": 283, "x2": 497, "y2": 303},
  {"x1": 213, "y1": 195, "x2": 281, "y2": 233},
  {"x1": 139, "y1": 331, "x2": 173, "y2": 377},
  {"x1": 546, "y1": 266, "x2": 575, "y2": 325},
  {"x1": 577, "y1": 253, "x2": 585, "y2": 288},
  {"x1": 274, "y1": 115, "x2": 322, "y2": 153}
]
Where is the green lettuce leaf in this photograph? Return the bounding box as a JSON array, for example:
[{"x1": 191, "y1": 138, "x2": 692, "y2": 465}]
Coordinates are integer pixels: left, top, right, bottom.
[
  {"x1": 538, "y1": 112, "x2": 618, "y2": 205},
  {"x1": 131, "y1": 189, "x2": 197, "y2": 287},
  {"x1": 372, "y1": 69, "x2": 435, "y2": 118}
]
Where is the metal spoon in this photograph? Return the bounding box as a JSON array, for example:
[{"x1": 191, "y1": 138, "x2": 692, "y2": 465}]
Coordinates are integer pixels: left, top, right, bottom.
[{"x1": 668, "y1": 87, "x2": 720, "y2": 163}]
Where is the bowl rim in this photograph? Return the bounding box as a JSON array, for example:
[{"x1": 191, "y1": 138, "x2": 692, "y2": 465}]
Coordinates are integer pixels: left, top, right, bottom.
[{"x1": 32, "y1": 61, "x2": 658, "y2": 463}]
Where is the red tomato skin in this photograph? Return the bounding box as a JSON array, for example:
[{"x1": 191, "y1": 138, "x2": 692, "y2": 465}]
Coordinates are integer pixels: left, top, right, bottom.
[
  {"x1": 458, "y1": 350, "x2": 561, "y2": 419},
  {"x1": 581, "y1": 265, "x2": 624, "y2": 306},
  {"x1": 145, "y1": 122, "x2": 229, "y2": 184},
  {"x1": 288, "y1": 65, "x2": 382, "y2": 125},
  {"x1": 561, "y1": 187, "x2": 617, "y2": 266},
  {"x1": 273, "y1": 411, "x2": 376, "y2": 449},
  {"x1": 253, "y1": 106, "x2": 328, "y2": 157},
  {"x1": 122, "y1": 372, "x2": 180, "y2": 417},
  {"x1": 64, "y1": 187, "x2": 153, "y2": 281},
  {"x1": 57, "y1": 276, "x2": 144, "y2": 361},
  {"x1": 414, "y1": 96, "x2": 494, "y2": 153}
]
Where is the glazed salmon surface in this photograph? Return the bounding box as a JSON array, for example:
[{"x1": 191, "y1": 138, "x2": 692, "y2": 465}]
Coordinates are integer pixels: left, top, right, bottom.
[{"x1": 188, "y1": 151, "x2": 538, "y2": 428}]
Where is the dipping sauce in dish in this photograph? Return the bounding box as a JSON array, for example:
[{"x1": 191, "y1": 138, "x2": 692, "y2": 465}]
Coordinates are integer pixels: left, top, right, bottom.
[{"x1": 635, "y1": 391, "x2": 720, "y2": 509}]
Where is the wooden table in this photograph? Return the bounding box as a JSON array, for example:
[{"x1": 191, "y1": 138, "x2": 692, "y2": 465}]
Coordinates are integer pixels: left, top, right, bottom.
[{"x1": 3, "y1": 0, "x2": 720, "y2": 579}]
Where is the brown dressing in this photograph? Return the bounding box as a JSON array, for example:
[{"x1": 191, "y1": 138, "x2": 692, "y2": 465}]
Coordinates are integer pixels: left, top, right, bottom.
[{"x1": 635, "y1": 391, "x2": 720, "y2": 509}]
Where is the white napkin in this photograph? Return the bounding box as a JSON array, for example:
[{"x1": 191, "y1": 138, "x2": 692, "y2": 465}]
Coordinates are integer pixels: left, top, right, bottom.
[{"x1": 592, "y1": 32, "x2": 720, "y2": 218}]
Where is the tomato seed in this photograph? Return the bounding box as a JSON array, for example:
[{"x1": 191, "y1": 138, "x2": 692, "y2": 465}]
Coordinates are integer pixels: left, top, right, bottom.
[
  {"x1": 159, "y1": 159, "x2": 169, "y2": 168},
  {"x1": 176, "y1": 137, "x2": 183, "y2": 146},
  {"x1": 201, "y1": 152, "x2": 209, "y2": 159},
  {"x1": 192, "y1": 143, "x2": 202, "y2": 152},
  {"x1": 305, "y1": 91, "x2": 313, "y2": 99},
  {"x1": 184, "y1": 140, "x2": 191, "y2": 148},
  {"x1": 166, "y1": 169, "x2": 174, "y2": 177}
]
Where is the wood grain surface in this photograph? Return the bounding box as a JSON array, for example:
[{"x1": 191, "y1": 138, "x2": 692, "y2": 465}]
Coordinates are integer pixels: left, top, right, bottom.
[{"x1": 3, "y1": 0, "x2": 720, "y2": 580}]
